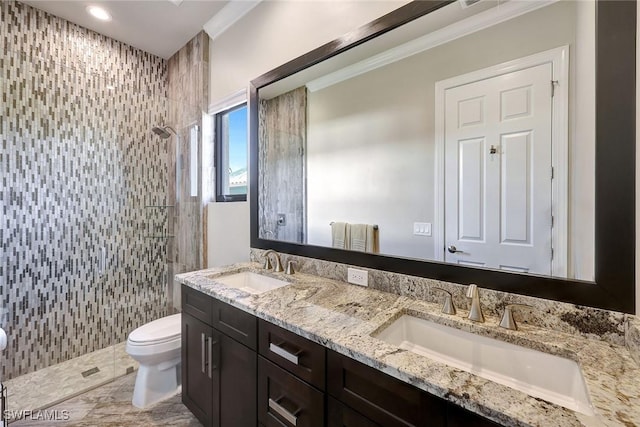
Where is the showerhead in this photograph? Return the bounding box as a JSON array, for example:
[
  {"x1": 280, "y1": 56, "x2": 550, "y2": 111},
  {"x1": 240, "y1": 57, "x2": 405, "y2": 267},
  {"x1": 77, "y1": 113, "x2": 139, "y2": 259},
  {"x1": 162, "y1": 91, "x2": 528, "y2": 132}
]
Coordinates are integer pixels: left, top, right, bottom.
[{"x1": 151, "y1": 125, "x2": 176, "y2": 139}]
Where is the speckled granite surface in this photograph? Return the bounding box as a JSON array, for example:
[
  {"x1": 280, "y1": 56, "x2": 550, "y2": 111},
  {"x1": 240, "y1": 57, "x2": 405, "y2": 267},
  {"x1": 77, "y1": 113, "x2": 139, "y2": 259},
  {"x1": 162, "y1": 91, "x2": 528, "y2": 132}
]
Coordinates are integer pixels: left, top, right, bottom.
[
  {"x1": 626, "y1": 316, "x2": 640, "y2": 366},
  {"x1": 176, "y1": 263, "x2": 640, "y2": 427},
  {"x1": 250, "y1": 249, "x2": 628, "y2": 346}
]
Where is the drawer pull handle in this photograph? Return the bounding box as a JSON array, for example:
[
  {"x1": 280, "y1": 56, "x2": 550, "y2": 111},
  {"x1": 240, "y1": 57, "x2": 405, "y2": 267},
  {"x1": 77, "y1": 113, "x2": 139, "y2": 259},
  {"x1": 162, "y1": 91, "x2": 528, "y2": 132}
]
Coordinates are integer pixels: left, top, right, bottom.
[
  {"x1": 201, "y1": 333, "x2": 206, "y2": 373},
  {"x1": 268, "y1": 398, "x2": 298, "y2": 426},
  {"x1": 269, "y1": 342, "x2": 299, "y2": 365}
]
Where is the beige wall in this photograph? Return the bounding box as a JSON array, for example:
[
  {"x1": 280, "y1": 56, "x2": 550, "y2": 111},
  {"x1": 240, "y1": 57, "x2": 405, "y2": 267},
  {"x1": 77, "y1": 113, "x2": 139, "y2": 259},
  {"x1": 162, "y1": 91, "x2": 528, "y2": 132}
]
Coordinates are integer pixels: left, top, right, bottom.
[
  {"x1": 207, "y1": 201, "x2": 250, "y2": 267},
  {"x1": 209, "y1": 1, "x2": 409, "y2": 103},
  {"x1": 206, "y1": 0, "x2": 408, "y2": 267}
]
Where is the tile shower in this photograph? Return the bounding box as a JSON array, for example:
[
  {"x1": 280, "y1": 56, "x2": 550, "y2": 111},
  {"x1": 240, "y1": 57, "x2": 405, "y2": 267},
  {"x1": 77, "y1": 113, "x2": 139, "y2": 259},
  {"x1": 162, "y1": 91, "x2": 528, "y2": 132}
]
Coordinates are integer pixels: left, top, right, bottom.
[{"x1": 0, "y1": 0, "x2": 199, "y2": 414}]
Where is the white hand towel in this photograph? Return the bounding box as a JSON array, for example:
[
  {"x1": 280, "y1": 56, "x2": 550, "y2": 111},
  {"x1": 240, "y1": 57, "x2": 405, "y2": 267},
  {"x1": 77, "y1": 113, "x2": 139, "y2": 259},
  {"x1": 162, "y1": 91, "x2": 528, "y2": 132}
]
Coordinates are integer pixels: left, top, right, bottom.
[
  {"x1": 350, "y1": 224, "x2": 368, "y2": 252},
  {"x1": 331, "y1": 222, "x2": 348, "y2": 249},
  {"x1": 349, "y1": 224, "x2": 378, "y2": 253}
]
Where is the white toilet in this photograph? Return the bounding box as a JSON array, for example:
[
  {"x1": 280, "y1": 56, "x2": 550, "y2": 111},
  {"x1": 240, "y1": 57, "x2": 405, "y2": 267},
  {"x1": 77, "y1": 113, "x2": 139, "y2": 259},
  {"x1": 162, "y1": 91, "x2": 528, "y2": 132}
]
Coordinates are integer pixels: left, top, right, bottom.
[{"x1": 126, "y1": 313, "x2": 182, "y2": 408}]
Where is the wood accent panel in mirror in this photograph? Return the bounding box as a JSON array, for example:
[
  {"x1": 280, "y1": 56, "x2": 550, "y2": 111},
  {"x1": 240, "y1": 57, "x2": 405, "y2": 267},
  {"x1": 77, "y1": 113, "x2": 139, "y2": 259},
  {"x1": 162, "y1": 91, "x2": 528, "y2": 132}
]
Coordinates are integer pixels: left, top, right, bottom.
[{"x1": 249, "y1": 0, "x2": 635, "y2": 313}]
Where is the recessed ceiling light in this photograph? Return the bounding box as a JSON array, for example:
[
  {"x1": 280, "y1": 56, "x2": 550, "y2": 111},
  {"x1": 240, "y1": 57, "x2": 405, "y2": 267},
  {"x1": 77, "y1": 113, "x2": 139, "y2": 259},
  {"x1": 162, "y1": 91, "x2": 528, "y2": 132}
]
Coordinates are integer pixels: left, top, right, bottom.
[{"x1": 86, "y1": 5, "x2": 112, "y2": 21}]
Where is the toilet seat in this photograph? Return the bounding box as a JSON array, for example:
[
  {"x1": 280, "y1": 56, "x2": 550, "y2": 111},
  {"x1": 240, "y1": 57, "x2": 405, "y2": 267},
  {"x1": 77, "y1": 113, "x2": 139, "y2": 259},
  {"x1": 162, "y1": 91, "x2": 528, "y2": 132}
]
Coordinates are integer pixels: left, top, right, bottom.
[{"x1": 128, "y1": 313, "x2": 181, "y2": 346}]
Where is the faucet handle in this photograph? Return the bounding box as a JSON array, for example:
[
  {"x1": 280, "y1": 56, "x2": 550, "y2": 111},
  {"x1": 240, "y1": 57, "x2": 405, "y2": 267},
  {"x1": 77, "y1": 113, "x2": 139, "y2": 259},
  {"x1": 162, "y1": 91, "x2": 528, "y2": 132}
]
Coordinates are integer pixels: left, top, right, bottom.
[
  {"x1": 285, "y1": 261, "x2": 296, "y2": 275},
  {"x1": 499, "y1": 304, "x2": 533, "y2": 331},
  {"x1": 466, "y1": 283, "x2": 478, "y2": 299},
  {"x1": 432, "y1": 287, "x2": 456, "y2": 315},
  {"x1": 262, "y1": 254, "x2": 273, "y2": 270}
]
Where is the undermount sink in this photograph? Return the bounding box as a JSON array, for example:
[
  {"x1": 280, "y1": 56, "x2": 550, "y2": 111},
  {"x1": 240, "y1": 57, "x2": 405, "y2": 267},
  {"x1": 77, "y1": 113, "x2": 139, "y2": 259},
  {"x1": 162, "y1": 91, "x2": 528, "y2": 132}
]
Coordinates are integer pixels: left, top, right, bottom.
[
  {"x1": 374, "y1": 315, "x2": 594, "y2": 416},
  {"x1": 213, "y1": 272, "x2": 289, "y2": 295}
]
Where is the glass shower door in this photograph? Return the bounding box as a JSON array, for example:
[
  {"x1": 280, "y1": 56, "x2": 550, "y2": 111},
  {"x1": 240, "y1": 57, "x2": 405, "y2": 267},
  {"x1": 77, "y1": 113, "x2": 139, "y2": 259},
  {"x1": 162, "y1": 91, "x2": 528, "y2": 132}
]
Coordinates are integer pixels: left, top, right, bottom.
[{"x1": 0, "y1": 49, "x2": 119, "y2": 418}]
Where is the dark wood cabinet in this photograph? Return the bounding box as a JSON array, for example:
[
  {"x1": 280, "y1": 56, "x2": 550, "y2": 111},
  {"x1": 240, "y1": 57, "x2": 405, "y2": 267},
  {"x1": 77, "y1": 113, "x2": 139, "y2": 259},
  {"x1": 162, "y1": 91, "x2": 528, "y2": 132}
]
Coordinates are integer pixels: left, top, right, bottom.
[
  {"x1": 182, "y1": 286, "x2": 257, "y2": 427},
  {"x1": 182, "y1": 311, "x2": 217, "y2": 426},
  {"x1": 258, "y1": 357, "x2": 325, "y2": 427},
  {"x1": 219, "y1": 331, "x2": 257, "y2": 427},
  {"x1": 446, "y1": 404, "x2": 501, "y2": 427},
  {"x1": 328, "y1": 397, "x2": 382, "y2": 427},
  {"x1": 182, "y1": 286, "x2": 504, "y2": 427},
  {"x1": 213, "y1": 299, "x2": 258, "y2": 350},
  {"x1": 327, "y1": 350, "x2": 446, "y2": 427},
  {"x1": 259, "y1": 319, "x2": 326, "y2": 390}
]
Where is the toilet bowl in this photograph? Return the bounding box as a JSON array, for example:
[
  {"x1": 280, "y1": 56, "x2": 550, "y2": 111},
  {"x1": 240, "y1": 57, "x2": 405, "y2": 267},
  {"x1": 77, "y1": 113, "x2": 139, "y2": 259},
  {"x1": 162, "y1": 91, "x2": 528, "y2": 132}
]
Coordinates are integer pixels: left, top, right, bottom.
[{"x1": 126, "y1": 313, "x2": 181, "y2": 408}]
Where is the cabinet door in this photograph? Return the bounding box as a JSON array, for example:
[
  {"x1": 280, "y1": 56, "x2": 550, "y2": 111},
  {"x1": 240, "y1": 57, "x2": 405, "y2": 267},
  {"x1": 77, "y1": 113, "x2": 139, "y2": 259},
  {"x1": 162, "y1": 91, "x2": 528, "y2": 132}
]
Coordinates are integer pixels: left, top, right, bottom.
[
  {"x1": 219, "y1": 331, "x2": 257, "y2": 427},
  {"x1": 182, "y1": 312, "x2": 217, "y2": 427},
  {"x1": 328, "y1": 397, "x2": 382, "y2": 427}
]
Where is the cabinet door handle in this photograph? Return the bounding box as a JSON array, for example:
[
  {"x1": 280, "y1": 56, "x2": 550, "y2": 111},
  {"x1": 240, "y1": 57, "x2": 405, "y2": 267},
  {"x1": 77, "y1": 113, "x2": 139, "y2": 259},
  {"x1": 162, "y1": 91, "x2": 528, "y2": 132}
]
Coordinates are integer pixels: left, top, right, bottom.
[
  {"x1": 207, "y1": 338, "x2": 218, "y2": 378},
  {"x1": 268, "y1": 398, "x2": 298, "y2": 426},
  {"x1": 201, "y1": 333, "x2": 206, "y2": 374},
  {"x1": 269, "y1": 342, "x2": 299, "y2": 365}
]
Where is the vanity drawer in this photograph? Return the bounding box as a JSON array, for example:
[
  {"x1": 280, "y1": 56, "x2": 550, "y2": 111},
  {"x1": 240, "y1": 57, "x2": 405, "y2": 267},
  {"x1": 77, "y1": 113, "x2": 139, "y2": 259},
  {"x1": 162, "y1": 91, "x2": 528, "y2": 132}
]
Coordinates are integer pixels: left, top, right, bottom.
[
  {"x1": 182, "y1": 285, "x2": 213, "y2": 324},
  {"x1": 446, "y1": 404, "x2": 501, "y2": 427},
  {"x1": 258, "y1": 356, "x2": 324, "y2": 427},
  {"x1": 328, "y1": 397, "x2": 382, "y2": 427},
  {"x1": 212, "y1": 298, "x2": 257, "y2": 350},
  {"x1": 327, "y1": 350, "x2": 446, "y2": 427},
  {"x1": 259, "y1": 319, "x2": 326, "y2": 390}
]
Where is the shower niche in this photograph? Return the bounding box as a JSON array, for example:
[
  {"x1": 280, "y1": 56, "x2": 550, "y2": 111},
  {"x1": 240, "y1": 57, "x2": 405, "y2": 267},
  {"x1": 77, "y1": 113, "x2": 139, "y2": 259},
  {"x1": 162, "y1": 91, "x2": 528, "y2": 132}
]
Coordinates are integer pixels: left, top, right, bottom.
[{"x1": 144, "y1": 204, "x2": 175, "y2": 239}]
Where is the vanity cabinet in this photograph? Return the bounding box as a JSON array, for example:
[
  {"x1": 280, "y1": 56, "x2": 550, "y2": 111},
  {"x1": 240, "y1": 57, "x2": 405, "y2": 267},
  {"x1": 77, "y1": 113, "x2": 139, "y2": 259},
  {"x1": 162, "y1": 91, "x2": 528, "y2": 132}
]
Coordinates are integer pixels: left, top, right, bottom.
[
  {"x1": 182, "y1": 286, "x2": 502, "y2": 427},
  {"x1": 327, "y1": 349, "x2": 500, "y2": 427},
  {"x1": 181, "y1": 286, "x2": 257, "y2": 427}
]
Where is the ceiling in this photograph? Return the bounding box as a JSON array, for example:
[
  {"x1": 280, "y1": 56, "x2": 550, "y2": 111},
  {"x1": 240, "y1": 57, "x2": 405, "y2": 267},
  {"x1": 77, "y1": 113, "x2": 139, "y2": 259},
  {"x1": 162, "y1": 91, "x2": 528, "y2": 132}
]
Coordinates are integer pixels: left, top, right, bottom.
[{"x1": 21, "y1": 0, "x2": 230, "y2": 59}]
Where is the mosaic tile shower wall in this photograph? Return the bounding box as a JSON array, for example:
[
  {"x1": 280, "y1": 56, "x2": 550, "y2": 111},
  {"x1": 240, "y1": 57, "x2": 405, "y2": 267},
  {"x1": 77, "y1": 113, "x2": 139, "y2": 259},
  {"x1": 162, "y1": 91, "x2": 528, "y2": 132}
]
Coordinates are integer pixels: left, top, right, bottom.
[{"x1": 0, "y1": 1, "x2": 170, "y2": 380}]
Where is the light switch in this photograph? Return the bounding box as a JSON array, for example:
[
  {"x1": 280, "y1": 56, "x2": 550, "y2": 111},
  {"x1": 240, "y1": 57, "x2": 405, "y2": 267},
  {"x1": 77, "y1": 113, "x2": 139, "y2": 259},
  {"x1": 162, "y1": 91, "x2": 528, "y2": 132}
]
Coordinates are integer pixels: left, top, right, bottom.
[{"x1": 413, "y1": 222, "x2": 432, "y2": 236}]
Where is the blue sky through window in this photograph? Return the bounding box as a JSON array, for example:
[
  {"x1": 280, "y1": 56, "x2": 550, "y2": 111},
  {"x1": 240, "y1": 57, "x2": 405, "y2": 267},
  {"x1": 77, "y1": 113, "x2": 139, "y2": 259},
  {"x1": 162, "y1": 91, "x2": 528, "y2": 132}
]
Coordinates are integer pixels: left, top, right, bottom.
[{"x1": 228, "y1": 106, "x2": 247, "y2": 173}]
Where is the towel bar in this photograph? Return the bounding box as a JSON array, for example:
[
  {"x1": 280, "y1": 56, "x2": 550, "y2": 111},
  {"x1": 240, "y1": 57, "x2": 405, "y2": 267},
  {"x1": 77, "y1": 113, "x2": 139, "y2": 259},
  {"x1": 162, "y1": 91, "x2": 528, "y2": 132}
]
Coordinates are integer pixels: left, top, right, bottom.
[{"x1": 330, "y1": 222, "x2": 378, "y2": 230}]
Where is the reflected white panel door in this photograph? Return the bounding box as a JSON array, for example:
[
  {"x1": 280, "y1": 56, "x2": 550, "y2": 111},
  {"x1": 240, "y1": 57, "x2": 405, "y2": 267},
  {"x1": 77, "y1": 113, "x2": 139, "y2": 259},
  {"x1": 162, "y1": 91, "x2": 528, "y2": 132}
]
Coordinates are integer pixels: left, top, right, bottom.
[{"x1": 444, "y1": 63, "x2": 553, "y2": 274}]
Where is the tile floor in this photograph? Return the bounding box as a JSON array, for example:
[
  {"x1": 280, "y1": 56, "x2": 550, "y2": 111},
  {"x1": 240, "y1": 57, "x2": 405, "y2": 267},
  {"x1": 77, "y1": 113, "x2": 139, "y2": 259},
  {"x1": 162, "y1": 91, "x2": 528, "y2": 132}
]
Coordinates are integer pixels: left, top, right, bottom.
[{"x1": 10, "y1": 373, "x2": 200, "y2": 426}]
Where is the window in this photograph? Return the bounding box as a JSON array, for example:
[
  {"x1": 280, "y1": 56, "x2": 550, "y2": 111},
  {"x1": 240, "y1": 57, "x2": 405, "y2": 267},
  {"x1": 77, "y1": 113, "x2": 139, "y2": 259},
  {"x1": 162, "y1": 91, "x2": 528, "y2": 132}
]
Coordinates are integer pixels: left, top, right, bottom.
[{"x1": 215, "y1": 103, "x2": 248, "y2": 202}]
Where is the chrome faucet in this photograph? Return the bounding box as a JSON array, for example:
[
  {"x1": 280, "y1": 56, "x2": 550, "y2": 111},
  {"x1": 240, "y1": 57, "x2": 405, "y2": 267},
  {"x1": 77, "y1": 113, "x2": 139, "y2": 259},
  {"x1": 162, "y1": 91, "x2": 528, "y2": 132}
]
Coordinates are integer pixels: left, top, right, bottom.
[
  {"x1": 263, "y1": 250, "x2": 284, "y2": 272},
  {"x1": 466, "y1": 284, "x2": 485, "y2": 323}
]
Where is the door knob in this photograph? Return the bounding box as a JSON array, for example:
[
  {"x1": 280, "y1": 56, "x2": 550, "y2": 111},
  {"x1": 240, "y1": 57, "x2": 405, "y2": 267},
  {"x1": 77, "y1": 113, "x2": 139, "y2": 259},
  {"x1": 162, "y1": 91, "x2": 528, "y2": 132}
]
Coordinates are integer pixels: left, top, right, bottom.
[{"x1": 447, "y1": 245, "x2": 462, "y2": 254}]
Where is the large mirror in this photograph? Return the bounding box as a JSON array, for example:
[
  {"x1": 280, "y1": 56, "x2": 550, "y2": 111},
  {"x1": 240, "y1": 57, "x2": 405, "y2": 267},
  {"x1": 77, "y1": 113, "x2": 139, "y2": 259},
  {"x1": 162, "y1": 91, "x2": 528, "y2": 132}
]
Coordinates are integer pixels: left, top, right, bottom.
[{"x1": 250, "y1": 0, "x2": 635, "y2": 313}]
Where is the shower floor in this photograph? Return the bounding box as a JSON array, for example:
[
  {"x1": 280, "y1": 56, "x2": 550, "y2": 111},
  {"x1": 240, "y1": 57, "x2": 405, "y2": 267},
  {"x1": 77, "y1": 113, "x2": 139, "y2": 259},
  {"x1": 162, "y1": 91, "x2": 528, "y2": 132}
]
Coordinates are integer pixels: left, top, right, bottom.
[
  {"x1": 4, "y1": 342, "x2": 137, "y2": 418},
  {"x1": 10, "y1": 372, "x2": 198, "y2": 426}
]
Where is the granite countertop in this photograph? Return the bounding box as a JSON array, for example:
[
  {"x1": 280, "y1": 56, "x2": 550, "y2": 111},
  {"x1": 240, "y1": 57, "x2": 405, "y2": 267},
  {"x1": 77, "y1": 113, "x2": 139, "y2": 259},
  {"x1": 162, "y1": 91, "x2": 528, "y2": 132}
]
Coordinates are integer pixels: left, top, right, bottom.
[{"x1": 176, "y1": 263, "x2": 640, "y2": 427}]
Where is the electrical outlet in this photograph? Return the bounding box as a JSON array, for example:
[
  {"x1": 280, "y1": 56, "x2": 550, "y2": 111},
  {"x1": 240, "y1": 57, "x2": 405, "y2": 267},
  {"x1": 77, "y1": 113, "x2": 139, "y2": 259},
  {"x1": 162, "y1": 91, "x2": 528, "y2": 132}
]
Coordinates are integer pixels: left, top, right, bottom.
[{"x1": 347, "y1": 268, "x2": 368, "y2": 287}]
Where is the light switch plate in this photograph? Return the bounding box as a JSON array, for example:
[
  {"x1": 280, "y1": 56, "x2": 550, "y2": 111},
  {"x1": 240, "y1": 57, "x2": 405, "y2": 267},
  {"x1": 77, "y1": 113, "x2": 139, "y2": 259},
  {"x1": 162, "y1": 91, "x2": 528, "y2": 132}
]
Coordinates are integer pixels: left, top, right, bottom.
[{"x1": 413, "y1": 222, "x2": 432, "y2": 236}]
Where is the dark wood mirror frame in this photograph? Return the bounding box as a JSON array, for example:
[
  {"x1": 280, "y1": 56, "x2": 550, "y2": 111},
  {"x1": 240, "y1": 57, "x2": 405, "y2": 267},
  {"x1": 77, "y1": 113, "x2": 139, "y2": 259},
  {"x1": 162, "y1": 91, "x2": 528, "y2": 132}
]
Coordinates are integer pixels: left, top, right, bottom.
[{"x1": 249, "y1": 0, "x2": 636, "y2": 314}]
